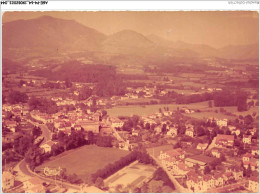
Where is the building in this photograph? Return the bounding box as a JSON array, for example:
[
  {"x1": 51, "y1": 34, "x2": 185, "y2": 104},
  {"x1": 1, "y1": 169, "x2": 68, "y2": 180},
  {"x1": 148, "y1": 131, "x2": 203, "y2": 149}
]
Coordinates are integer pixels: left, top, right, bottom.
[
  {"x1": 211, "y1": 148, "x2": 221, "y2": 158},
  {"x1": 230, "y1": 128, "x2": 240, "y2": 136},
  {"x1": 23, "y1": 177, "x2": 46, "y2": 193},
  {"x1": 251, "y1": 146, "x2": 259, "y2": 156},
  {"x1": 248, "y1": 176, "x2": 259, "y2": 193},
  {"x1": 196, "y1": 143, "x2": 208, "y2": 150},
  {"x1": 216, "y1": 119, "x2": 228, "y2": 127},
  {"x1": 2, "y1": 171, "x2": 15, "y2": 191},
  {"x1": 185, "y1": 128, "x2": 194, "y2": 138},
  {"x1": 243, "y1": 135, "x2": 252, "y2": 144},
  {"x1": 225, "y1": 166, "x2": 243, "y2": 180},
  {"x1": 166, "y1": 127, "x2": 178, "y2": 137},
  {"x1": 185, "y1": 155, "x2": 214, "y2": 170},
  {"x1": 110, "y1": 117, "x2": 124, "y2": 128},
  {"x1": 215, "y1": 134, "x2": 234, "y2": 148},
  {"x1": 40, "y1": 141, "x2": 56, "y2": 153},
  {"x1": 159, "y1": 148, "x2": 185, "y2": 161}
]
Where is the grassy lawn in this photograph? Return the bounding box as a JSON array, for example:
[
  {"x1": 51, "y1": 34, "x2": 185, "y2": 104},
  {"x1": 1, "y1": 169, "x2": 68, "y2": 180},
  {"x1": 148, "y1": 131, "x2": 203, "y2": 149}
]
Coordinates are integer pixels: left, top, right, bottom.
[{"x1": 36, "y1": 145, "x2": 129, "y2": 179}]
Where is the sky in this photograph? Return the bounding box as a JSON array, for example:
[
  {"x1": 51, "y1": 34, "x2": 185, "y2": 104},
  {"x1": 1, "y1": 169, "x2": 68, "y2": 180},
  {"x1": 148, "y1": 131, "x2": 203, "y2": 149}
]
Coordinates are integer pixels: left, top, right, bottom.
[{"x1": 3, "y1": 11, "x2": 259, "y2": 48}]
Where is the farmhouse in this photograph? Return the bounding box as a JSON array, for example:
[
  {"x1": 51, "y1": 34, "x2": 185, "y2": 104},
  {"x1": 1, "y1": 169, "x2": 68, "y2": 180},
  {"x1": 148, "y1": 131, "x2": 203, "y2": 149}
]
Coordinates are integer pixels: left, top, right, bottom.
[{"x1": 215, "y1": 134, "x2": 234, "y2": 148}]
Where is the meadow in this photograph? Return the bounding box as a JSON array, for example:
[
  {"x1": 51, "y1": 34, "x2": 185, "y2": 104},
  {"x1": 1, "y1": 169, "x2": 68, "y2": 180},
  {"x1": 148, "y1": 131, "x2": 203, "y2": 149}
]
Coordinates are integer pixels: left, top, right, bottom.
[{"x1": 36, "y1": 145, "x2": 129, "y2": 179}]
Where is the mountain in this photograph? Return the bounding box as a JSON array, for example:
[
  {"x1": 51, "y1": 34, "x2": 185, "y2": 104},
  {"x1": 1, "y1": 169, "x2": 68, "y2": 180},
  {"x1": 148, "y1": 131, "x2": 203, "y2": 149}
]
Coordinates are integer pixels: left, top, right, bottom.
[
  {"x1": 218, "y1": 43, "x2": 259, "y2": 60},
  {"x1": 102, "y1": 30, "x2": 155, "y2": 55},
  {"x1": 3, "y1": 16, "x2": 106, "y2": 53},
  {"x1": 3, "y1": 16, "x2": 258, "y2": 64}
]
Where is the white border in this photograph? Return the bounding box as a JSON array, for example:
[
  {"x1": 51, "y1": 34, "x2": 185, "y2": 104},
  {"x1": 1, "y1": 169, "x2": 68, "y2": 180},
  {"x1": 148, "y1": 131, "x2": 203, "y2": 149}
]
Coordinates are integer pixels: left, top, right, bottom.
[{"x1": 1, "y1": 1, "x2": 259, "y2": 11}]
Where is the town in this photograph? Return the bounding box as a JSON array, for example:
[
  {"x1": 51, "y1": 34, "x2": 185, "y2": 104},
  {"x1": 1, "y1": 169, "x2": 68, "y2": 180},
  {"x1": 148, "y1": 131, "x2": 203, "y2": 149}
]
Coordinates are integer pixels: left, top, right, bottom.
[{"x1": 2, "y1": 11, "x2": 259, "y2": 193}]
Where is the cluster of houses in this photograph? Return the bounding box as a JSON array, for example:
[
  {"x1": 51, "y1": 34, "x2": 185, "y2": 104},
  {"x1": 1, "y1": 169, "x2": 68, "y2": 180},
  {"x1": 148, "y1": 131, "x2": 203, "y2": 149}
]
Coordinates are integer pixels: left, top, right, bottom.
[
  {"x1": 186, "y1": 166, "x2": 243, "y2": 192},
  {"x1": 157, "y1": 145, "x2": 257, "y2": 193},
  {"x1": 2, "y1": 104, "x2": 30, "y2": 132}
]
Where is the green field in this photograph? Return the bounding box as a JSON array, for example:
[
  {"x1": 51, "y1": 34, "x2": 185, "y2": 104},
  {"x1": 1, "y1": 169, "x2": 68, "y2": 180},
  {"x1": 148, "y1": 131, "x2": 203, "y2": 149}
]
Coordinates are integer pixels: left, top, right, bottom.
[{"x1": 36, "y1": 145, "x2": 129, "y2": 179}]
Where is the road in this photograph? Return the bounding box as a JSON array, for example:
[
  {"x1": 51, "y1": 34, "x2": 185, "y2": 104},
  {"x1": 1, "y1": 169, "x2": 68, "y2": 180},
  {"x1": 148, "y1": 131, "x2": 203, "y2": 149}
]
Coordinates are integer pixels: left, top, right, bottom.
[
  {"x1": 148, "y1": 153, "x2": 189, "y2": 193},
  {"x1": 27, "y1": 119, "x2": 52, "y2": 144},
  {"x1": 39, "y1": 124, "x2": 52, "y2": 144},
  {"x1": 11, "y1": 119, "x2": 83, "y2": 191},
  {"x1": 112, "y1": 127, "x2": 126, "y2": 142}
]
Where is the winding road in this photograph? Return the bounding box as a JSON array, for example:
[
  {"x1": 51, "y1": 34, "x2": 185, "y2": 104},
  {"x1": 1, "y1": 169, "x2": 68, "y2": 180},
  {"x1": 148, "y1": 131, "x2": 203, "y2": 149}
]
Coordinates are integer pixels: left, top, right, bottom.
[{"x1": 12, "y1": 119, "x2": 81, "y2": 192}]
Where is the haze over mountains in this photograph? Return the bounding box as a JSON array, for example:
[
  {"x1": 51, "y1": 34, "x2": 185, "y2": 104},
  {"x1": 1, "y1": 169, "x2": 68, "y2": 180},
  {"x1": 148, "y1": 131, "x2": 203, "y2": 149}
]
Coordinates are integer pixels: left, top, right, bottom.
[{"x1": 3, "y1": 16, "x2": 259, "y2": 64}]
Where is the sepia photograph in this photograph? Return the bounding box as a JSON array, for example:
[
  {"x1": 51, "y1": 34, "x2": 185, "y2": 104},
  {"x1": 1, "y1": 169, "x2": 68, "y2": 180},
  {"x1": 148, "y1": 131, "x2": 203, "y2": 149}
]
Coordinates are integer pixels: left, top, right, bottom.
[{"x1": 1, "y1": 5, "x2": 259, "y2": 194}]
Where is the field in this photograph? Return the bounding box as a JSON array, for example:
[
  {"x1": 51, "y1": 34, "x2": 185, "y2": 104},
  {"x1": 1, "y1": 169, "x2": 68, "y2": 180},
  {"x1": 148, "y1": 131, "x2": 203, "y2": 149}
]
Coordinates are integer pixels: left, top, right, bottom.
[
  {"x1": 106, "y1": 101, "x2": 209, "y2": 117},
  {"x1": 36, "y1": 145, "x2": 129, "y2": 179},
  {"x1": 104, "y1": 161, "x2": 156, "y2": 190}
]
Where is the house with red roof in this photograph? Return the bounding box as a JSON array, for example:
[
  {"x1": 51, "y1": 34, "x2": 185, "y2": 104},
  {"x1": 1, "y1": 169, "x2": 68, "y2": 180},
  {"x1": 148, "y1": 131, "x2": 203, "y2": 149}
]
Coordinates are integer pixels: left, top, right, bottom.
[{"x1": 215, "y1": 134, "x2": 234, "y2": 148}]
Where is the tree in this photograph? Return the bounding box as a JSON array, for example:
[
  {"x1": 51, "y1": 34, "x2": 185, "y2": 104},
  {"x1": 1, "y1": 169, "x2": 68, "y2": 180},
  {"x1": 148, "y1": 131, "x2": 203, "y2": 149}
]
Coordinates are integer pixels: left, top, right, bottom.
[
  {"x1": 96, "y1": 135, "x2": 112, "y2": 147},
  {"x1": 95, "y1": 177, "x2": 104, "y2": 189},
  {"x1": 237, "y1": 92, "x2": 248, "y2": 112},
  {"x1": 65, "y1": 78, "x2": 72, "y2": 88},
  {"x1": 140, "y1": 182, "x2": 149, "y2": 193},
  {"x1": 153, "y1": 167, "x2": 175, "y2": 189},
  {"x1": 25, "y1": 146, "x2": 44, "y2": 170},
  {"x1": 204, "y1": 166, "x2": 211, "y2": 174},
  {"x1": 208, "y1": 100, "x2": 213, "y2": 108},
  {"x1": 14, "y1": 135, "x2": 33, "y2": 156},
  {"x1": 244, "y1": 115, "x2": 254, "y2": 126},
  {"x1": 32, "y1": 126, "x2": 42, "y2": 138},
  {"x1": 149, "y1": 180, "x2": 163, "y2": 193},
  {"x1": 67, "y1": 173, "x2": 80, "y2": 184},
  {"x1": 8, "y1": 90, "x2": 28, "y2": 104}
]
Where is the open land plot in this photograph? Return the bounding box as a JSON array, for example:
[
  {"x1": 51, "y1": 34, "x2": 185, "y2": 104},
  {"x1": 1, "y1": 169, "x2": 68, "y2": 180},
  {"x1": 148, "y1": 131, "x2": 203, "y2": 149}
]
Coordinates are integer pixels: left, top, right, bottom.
[
  {"x1": 104, "y1": 161, "x2": 156, "y2": 189},
  {"x1": 36, "y1": 145, "x2": 129, "y2": 179},
  {"x1": 184, "y1": 111, "x2": 236, "y2": 120},
  {"x1": 119, "y1": 98, "x2": 159, "y2": 104},
  {"x1": 106, "y1": 101, "x2": 209, "y2": 117}
]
